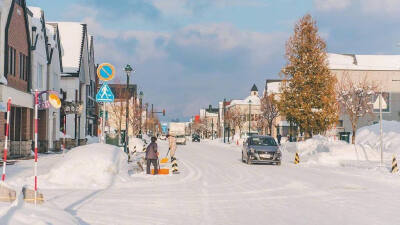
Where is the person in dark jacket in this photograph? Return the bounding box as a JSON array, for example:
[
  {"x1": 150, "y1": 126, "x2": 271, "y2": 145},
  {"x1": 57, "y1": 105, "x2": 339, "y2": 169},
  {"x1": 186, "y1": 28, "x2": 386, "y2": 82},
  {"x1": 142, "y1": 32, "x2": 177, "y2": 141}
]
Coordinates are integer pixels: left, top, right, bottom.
[{"x1": 146, "y1": 136, "x2": 159, "y2": 175}]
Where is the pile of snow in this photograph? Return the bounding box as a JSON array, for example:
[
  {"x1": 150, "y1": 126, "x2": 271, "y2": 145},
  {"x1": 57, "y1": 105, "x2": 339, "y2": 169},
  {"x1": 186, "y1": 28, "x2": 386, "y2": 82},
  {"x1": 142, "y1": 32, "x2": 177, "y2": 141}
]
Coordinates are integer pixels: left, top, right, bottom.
[
  {"x1": 129, "y1": 137, "x2": 146, "y2": 153},
  {"x1": 283, "y1": 135, "x2": 379, "y2": 166},
  {"x1": 356, "y1": 120, "x2": 400, "y2": 155},
  {"x1": 86, "y1": 135, "x2": 99, "y2": 144},
  {"x1": 42, "y1": 143, "x2": 128, "y2": 189},
  {"x1": 59, "y1": 131, "x2": 72, "y2": 138}
]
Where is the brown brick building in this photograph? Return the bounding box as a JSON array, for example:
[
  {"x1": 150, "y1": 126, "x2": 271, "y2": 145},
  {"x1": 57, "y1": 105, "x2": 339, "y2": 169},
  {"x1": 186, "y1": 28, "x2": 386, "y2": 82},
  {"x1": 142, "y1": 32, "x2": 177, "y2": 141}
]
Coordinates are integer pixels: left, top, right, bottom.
[{"x1": 0, "y1": 0, "x2": 33, "y2": 157}]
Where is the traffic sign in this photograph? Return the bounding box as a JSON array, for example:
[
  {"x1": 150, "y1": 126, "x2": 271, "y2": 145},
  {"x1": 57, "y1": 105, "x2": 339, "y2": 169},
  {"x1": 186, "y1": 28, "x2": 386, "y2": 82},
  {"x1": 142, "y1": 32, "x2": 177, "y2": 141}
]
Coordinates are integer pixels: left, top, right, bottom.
[
  {"x1": 97, "y1": 63, "x2": 115, "y2": 81},
  {"x1": 96, "y1": 83, "x2": 114, "y2": 102}
]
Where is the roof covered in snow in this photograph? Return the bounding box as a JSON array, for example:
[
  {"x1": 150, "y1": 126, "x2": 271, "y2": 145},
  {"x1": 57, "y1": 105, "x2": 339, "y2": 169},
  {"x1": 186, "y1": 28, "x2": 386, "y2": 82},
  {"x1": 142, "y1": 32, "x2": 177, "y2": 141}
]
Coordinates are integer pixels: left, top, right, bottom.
[
  {"x1": 328, "y1": 53, "x2": 400, "y2": 71},
  {"x1": 53, "y1": 22, "x2": 84, "y2": 74},
  {"x1": 27, "y1": 6, "x2": 42, "y2": 18},
  {"x1": 230, "y1": 95, "x2": 260, "y2": 106}
]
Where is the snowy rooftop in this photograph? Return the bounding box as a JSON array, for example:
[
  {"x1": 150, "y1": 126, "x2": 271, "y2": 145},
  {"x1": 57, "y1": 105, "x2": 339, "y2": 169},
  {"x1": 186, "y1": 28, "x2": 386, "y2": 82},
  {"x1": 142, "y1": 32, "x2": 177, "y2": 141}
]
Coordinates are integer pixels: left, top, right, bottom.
[
  {"x1": 230, "y1": 95, "x2": 260, "y2": 106},
  {"x1": 28, "y1": 6, "x2": 42, "y2": 18},
  {"x1": 53, "y1": 22, "x2": 84, "y2": 73},
  {"x1": 328, "y1": 53, "x2": 400, "y2": 71}
]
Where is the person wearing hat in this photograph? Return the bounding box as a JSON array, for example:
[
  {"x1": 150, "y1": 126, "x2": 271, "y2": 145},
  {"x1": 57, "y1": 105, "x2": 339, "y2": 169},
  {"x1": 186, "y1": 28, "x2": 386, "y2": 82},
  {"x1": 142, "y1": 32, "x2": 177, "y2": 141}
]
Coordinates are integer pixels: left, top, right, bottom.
[{"x1": 145, "y1": 136, "x2": 159, "y2": 175}]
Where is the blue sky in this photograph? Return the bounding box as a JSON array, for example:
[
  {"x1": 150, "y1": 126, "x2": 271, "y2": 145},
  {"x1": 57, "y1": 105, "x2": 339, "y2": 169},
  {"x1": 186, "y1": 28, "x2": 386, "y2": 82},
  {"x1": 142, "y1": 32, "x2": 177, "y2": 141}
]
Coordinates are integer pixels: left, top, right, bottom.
[{"x1": 29, "y1": 0, "x2": 400, "y2": 121}]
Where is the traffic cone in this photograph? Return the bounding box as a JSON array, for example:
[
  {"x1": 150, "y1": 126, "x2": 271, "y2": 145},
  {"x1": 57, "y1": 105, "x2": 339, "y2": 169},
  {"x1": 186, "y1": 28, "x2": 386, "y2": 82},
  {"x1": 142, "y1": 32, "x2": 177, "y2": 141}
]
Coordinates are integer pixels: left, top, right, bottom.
[
  {"x1": 294, "y1": 152, "x2": 300, "y2": 165},
  {"x1": 392, "y1": 155, "x2": 399, "y2": 174},
  {"x1": 171, "y1": 157, "x2": 179, "y2": 174}
]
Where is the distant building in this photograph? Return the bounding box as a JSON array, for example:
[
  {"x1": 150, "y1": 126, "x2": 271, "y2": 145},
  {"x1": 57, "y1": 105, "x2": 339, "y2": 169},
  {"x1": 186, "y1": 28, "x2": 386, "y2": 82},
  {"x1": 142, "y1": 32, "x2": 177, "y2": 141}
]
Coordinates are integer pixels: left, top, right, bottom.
[{"x1": 226, "y1": 84, "x2": 261, "y2": 137}]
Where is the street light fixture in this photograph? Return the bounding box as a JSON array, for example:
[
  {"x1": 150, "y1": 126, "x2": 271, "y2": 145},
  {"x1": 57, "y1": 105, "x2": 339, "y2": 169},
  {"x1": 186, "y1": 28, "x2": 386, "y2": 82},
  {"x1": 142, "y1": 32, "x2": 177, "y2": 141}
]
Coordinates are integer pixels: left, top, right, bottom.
[{"x1": 124, "y1": 64, "x2": 134, "y2": 154}]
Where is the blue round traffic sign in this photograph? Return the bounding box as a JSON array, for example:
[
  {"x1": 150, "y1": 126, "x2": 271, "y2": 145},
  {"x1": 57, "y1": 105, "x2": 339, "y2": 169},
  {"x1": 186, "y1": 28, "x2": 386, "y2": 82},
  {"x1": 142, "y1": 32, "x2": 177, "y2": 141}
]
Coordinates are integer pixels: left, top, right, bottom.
[{"x1": 97, "y1": 63, "x2": 115, "y2": 81}]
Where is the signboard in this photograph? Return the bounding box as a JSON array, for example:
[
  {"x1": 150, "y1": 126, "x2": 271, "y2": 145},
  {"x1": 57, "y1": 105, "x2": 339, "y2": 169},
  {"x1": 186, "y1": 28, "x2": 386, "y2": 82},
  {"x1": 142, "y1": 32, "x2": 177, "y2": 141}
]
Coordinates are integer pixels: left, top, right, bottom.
[
  {"x1": 96, "y1": 83, "x2": 115, "y2": 102},
  {"x1": 373, "y1": 93, "x2": 389, "y2": 112},
  {"x1": 97, "y1": 63, "x2": 115, "y2": 81},
  {"x1": 62, "y1": 102, "x2": 83, "y2": 115}
]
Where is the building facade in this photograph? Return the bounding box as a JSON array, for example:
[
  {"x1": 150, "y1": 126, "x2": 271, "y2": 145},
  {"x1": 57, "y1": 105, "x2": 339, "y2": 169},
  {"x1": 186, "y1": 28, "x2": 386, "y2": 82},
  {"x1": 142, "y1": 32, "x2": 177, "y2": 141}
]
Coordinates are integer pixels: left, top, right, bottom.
[{"x1": 0, "y1": 0, "x2": 33, "y2": 157}]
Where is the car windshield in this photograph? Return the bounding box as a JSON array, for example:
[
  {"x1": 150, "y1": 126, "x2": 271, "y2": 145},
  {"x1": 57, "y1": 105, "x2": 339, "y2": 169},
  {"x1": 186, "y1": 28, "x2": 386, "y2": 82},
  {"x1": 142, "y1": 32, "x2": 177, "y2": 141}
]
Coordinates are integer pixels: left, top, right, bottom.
[
  {"x1": 177, "y1": 135, "x2": 185, "y2": 138},
  {"x1": 250, "y1": 137, "x2": 277, "y2": 146}
]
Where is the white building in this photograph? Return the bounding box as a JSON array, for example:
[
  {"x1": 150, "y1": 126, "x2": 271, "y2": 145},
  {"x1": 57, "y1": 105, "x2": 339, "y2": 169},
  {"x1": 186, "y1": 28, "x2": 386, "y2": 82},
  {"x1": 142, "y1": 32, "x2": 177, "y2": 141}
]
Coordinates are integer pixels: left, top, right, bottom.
[
  {"x1": 226, "y1": 84, "x2": 261, "y2": 137},
  {"x1": 54, "y1": 22, "x2": 91, "y2": 145},
  {"x1": 28, "y1": 7, "x2": 63, "y2": 152}
]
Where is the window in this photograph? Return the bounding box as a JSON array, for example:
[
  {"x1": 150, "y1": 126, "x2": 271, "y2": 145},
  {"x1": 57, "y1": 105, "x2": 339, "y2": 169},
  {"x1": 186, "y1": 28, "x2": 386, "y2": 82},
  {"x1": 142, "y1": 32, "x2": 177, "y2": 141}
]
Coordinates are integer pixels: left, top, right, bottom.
[
  {"x1": 24, "y1": 55, "x2": 28, "y2": 81},
  {"x1": 19, "y1": 53, "x2": 25, "y2": 80},
  {"x1": 8, "y1": 46, "x2": 16, "y2": 76},
  {"x1": 37, "y1": 64, "x2": 43, "y2": 89}
]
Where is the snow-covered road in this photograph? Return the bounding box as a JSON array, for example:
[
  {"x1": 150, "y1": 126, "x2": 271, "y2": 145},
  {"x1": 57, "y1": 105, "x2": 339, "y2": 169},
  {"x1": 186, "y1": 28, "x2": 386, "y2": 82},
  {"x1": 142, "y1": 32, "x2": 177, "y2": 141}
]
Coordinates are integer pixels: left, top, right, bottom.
[{"x1": 1, "y1": 140, "x2": 400, "y2": 225}]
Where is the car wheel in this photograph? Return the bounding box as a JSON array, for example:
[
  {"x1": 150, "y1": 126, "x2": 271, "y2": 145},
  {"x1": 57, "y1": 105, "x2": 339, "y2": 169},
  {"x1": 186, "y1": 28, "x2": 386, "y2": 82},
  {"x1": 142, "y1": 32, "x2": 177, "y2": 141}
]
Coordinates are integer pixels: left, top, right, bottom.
[{"x1": 247, "y1": 155, "x2": 252, "y2": 165}]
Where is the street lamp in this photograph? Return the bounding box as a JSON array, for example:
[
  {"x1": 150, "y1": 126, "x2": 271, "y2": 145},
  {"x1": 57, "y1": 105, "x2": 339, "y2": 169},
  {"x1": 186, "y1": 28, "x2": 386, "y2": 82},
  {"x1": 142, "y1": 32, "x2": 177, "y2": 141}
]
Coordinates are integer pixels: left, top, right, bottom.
[
  {"x1": 248, "y1": 99, "x2": 252, "y2": 135},
  {"x1": 124, "y1": 64, "x2": 133, "y2": 154},
  {"x1": 139, "y1": 91, "x2": 143, "y2": 137}
]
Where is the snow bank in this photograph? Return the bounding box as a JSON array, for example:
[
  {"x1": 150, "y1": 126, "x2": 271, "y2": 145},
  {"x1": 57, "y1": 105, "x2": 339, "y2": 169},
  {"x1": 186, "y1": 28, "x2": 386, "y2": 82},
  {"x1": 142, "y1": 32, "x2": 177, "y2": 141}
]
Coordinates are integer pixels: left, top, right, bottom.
[
  {"x1": 357, "y1": 120, "x2": 400, "y2": 155},
  {"x1": 129, "y1": 137, "x2": 145, "y2": 153},
  {"x1": 283, "y1": 135, "x2": 379, "y2": 166},
  {"x1": 59, "y1": 131, "x2": 72, "y2": 138},
  {"x1": 86, "y1": 135, "x2": 99, "y2": 144},
  {"x1": 43, "y1": 143, "x2": 128, "y2": 189}
]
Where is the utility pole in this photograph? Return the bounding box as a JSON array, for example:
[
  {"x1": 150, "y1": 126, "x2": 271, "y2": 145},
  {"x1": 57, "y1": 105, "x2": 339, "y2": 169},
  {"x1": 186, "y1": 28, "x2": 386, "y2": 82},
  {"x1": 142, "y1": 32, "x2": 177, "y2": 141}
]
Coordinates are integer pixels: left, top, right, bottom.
[
  {"x1": 223, "y1": 98, "x2": 226, "y2": 143},
  {"x1": 248, "y1": 100, "x2": 252, "y2": 134}
]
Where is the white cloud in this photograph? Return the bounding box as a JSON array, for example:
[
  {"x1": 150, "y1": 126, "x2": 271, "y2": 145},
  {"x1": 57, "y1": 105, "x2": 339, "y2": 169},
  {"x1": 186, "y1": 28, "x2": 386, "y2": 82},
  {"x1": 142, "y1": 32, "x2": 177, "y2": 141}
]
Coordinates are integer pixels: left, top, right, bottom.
[
  {"x1": 361, "y1": 0, "x2": 400, "y2": 15},
  {"x1": 314, "y1": 0, "x2": 352, "y2": 11}
]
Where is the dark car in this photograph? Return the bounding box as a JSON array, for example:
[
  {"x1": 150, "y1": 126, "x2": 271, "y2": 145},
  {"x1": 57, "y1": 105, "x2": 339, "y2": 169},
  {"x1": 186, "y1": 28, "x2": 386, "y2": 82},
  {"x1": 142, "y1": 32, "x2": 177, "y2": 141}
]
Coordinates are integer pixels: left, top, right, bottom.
[
  {"x1": 242, "y1": 135, "x2": 281, "y2": 165},
  {"x1": 192, "y1": 134, "x2": 200, "y2": 142}
]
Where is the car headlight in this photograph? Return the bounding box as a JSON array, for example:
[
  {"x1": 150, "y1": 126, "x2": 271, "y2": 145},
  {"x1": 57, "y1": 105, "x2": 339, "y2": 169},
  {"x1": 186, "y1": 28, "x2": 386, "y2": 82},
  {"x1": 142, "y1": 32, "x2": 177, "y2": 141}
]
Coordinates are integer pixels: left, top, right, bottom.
[{"x1": 250, "y1": 148, "x2": 255, "y2": 153}]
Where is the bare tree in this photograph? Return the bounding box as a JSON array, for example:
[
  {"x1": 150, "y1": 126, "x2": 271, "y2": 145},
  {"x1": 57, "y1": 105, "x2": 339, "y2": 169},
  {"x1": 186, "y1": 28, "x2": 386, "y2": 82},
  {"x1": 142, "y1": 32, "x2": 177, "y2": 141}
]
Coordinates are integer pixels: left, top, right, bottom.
[
  {"x1": 226, "y1": 107, "x2": 245, "y2": 137},
  {"x1": 108, "y1": 87, "x2": 127, "y2": 141},
  {"x1": 337, "y1": 73, "x2": 379, "y2": 144},
  {"x1": 259, "y1": 93, "x2": 280, "y2": 136},
  {"x1": 128, "y1": 99, "x2": 141, "y2": 137}
]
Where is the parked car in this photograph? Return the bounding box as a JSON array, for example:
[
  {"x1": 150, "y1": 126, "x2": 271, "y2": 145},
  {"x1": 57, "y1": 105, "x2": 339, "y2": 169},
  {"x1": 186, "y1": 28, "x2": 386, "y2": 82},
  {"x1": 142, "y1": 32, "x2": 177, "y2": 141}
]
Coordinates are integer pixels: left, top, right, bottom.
[
  {"x1": 176, "y1": 135, "x2": 186, "y2": 145},
  {"x1": 192, "y1": 134, "x2": 200, "y2": 142},
  {"x1": 242, "y1": 135, "x2": 281, "y2": 165},
  {"x1": 159, "y1": 134, "x2": 167, "y2": 140}
]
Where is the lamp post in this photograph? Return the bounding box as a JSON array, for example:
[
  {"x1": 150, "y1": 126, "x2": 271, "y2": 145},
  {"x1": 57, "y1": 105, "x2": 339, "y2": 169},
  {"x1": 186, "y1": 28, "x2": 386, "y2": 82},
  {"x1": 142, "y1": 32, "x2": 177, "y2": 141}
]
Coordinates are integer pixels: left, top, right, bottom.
[
  {"x1": 248, "y1": 99, "x2": 252, "y2": 134},
  {"x1": 139, "y1": 91, "x2": 143, "y2": 137},
  {"x1": 124, "y1": 64, "x2": 133, "y2": 154}
]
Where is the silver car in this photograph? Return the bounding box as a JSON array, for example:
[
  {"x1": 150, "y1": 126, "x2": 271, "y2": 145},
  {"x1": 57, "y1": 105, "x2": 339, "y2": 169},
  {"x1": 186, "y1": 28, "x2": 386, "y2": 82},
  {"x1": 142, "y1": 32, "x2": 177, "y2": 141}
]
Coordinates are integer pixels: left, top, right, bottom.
[{"x1": 242, "y1": 135, "x2": 281, "y2": 165}]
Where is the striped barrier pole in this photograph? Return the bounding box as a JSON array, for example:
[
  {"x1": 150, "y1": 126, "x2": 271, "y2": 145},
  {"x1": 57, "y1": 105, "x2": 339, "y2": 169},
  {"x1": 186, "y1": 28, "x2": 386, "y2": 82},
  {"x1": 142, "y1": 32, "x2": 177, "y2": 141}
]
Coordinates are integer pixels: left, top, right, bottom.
[
  {"x1": 171, "y1": 157, "x2": 179, "y2": 174},
  {"x1": 294, "y1": 152, "x2": 300, "y2": 164},
  {"x1": 34, "y1": 90, "x2": 38, "y2": 205},
  {"x1": 392, "y1": 155, "x2": 399, "y2": 174},
  {"x1": 2, "y1": 98, "x2": 11, "y2": 181}
]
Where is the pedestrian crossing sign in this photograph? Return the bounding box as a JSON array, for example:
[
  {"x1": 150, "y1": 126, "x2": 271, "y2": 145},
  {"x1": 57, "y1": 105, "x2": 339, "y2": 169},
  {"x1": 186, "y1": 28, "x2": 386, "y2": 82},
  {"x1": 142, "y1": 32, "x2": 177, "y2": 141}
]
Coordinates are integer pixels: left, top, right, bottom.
[{"x1": 96, "y1": 83, "x2": 114, "y2": 102}]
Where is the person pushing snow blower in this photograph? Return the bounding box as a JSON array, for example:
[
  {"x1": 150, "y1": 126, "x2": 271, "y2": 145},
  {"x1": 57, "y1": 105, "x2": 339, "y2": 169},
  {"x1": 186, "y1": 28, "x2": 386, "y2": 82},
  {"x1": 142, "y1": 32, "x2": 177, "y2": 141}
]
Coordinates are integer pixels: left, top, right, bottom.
[{"x1": 145, "y1": 137, "x2": 159, "y2": 175}]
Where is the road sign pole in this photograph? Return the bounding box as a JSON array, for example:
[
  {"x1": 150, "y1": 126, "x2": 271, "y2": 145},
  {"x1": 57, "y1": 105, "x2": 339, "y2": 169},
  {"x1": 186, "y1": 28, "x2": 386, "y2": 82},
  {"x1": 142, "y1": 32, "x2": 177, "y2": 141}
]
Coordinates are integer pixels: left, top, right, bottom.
[{"x1": 102, "y1": 103, "x2": 106, "y2": 144}]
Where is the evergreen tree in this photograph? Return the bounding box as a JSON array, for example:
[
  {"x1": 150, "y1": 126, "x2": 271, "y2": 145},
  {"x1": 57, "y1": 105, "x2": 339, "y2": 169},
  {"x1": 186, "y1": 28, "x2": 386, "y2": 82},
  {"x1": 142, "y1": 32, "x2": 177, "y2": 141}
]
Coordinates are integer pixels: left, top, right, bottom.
[{"x1": 279, "y1": 14, "x2": 338, "y2": 137}]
